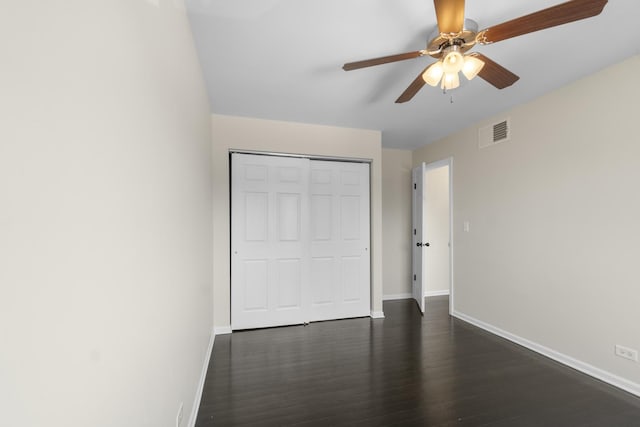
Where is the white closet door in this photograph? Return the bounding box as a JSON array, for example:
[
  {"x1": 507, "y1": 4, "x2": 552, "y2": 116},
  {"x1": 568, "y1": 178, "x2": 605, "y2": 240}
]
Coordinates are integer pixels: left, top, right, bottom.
[
  {"x1": 308, "y1": 161, "x2": 370, "y2": 321},
  {"x1": 231, "y1": 153, "x2": 310, "y2": 330}
]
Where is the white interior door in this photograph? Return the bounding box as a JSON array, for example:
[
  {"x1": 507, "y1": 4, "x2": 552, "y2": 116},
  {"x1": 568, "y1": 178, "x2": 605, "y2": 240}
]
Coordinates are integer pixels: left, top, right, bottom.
[
  {"x1": 308, "y1": 161, "x2": 370, "y2": 321},
  {"x1": 232, "y1": 154, "x2": 371, "y2": 330},
  {"x1": 412, "y1": 163, "x2": 426, "y2": 313},
  {"x1": 231, "y1": 153, "x2": 310, "y2": 330}
]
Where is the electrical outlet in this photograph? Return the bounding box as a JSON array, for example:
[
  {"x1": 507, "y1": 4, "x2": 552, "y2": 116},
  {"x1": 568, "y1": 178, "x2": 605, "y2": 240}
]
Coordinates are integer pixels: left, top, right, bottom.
[
  {"x1": 176, "y1": 402, "x2": 183, "y2": 427},
  {"x1": 615, "y1": 345, "x2": 639, "y2": 362}
]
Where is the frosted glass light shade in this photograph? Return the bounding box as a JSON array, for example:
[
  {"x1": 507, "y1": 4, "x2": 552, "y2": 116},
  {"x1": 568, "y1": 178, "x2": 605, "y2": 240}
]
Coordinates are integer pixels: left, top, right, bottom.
[
  {"x1": 442, "y1": 50, "x2": 464, "y2": 74},
  {"x1": 462, "y1": 56, "x2": 485, "y2": 80},
  {"x1": 422, "y1": 61, "x2": 444, "y2": 86},
  {"x1": 441, "y1": 72, "x2": 460, "y2": 90}
]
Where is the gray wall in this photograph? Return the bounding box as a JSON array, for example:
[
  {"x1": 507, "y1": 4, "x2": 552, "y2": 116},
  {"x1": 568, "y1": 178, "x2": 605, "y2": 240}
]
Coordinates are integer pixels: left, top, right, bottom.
[
  {"x1": 381, "y1": 149, "x2": 413, "y2": 298},
  {"x1": 414, "y1": 55, "x2": 640, "y2": 393},
  {"x1": 0, "y1": 2, "x2": 213, "y2": 426}
]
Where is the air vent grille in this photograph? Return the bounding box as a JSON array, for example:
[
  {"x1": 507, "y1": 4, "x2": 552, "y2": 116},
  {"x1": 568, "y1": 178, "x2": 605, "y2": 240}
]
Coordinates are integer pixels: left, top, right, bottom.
[
  {"x1": 493, "y1": 120, "x2": 508, "y2": 142},
  {"x1": 479, "y1": 118, "x2": 511, "y2": 149}
]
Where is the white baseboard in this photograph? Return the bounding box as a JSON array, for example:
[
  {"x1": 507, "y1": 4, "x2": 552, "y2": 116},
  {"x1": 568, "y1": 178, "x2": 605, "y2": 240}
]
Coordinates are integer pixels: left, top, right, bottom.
[
  {"x1": 384, "y1": 290, "x2": 450, "y2": 301},
  {"x1": 214, "y1": 326, "x2": 232, "y2": 335},
  {"x1": 370, "y1": 310, "x2": 385, "y2": 319},
  {"x1": 383, "y1": 293, "x2": 412, "y2": 301},
  {"x1": 187, "y1": 328, "x2": 215, "y2": 427},
  {"x1": 424, "y1": 290, "x2": 450, "y2": 297},
  {"x1": 452, "y1": 310, "x2": 640, "y2": 398}
]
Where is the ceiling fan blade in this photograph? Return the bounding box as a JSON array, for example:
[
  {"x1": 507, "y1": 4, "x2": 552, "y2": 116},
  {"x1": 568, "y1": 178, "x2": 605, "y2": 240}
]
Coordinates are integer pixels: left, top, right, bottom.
[
  {"x1": 343, "y1": 51, "x2": 424, "y2": 71},
  {"x1": 477, "y1": 0, "x2": 607, "y2": 44},
  {"x1": 471, "y1": 53, "x2": 519, "y2": 89},
  {"x1": 395, "y1": 65, "x2": 431, "y2": 103},
  {"x1": 433, "y1": 0, "x2": 465, "y2": 34}
]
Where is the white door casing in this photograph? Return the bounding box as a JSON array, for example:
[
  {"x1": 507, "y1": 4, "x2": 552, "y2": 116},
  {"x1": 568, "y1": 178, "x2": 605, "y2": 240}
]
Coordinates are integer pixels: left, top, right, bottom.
[{"x1": 231, "y1": 153, "x2": 371, "y2": 329}]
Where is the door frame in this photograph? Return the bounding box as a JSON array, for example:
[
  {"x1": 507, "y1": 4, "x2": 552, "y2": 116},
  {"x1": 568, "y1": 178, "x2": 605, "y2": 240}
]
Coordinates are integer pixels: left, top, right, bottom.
[{"x1": 422, "y1": 157, "x2": 454, "y2": 315}]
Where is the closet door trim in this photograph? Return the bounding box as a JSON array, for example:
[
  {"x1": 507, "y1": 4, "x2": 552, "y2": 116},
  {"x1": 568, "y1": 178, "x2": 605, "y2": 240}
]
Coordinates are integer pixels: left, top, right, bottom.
[{"x1": 229, "y1": 149, "x2": 372, "y2": 165}]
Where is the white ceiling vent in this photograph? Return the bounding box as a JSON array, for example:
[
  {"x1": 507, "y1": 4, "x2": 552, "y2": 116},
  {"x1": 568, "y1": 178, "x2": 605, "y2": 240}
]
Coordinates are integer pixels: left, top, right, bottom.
[{"x1": 479, "y1": 118, "x2": 511, "y2": 149}]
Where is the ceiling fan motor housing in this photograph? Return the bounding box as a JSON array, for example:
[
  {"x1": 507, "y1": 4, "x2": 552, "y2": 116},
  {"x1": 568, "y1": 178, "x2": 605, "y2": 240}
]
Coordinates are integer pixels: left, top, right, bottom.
[{"x1": 427, "y1": 19, "x2": 479, "y2": 58}]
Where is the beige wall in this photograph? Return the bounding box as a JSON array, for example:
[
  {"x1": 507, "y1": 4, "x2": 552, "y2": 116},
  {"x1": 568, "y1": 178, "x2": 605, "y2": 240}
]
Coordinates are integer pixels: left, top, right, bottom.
[
  {"x1": 381, "y1": 149, "x2": 413, "y2": 297},
  {"x1": 212, "y1": 115, "x2": 384, "y2": 326},
  {"x1": 414, "y1": 55, "x2": 640, "y2": 390},
  {"x1": 424, "y1": 165, "x2": 450, "y2": 294},
  {"x1": 0, "y1": 2, "x2": 213, "y2": 426}
]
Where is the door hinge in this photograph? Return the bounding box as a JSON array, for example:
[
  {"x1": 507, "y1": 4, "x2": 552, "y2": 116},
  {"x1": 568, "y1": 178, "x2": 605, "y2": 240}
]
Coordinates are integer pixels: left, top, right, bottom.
[
  {"x1": 414, "y1": 229, "x2": 416, "y2": 235},
  {"x1": 414, "y1": 183, "x2": 417, "y2": 189},
  {"x1": 413, "y1": 274, "x2": 416, "y2": 281}
]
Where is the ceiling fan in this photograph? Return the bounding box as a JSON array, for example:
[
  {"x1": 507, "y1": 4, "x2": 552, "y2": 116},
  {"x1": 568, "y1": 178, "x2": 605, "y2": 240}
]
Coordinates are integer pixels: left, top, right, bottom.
[{"x1": 342, "y1": 0, "x2": 608, "y2": 103}]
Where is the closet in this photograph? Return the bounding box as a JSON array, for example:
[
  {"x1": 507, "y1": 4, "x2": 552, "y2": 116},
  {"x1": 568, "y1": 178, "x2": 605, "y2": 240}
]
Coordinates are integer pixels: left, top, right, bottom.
[{"x1": 231, "y1": 153, "x2": 370, "y2": 330}]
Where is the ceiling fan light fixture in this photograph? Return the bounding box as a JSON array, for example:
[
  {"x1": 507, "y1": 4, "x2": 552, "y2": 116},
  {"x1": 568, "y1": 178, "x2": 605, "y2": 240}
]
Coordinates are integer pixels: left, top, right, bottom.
[
  {"x1": 422, "y1": 61, "x2": 444, "y2": 87},
  {"x1": 441, "y1": 72, "x2": 460, "y2": 90},
  {"x1": 441, "y1": 46, "x2": 464, "y2": 74},
  {"x1": 461, "y1": 55, "x2": 485, "y2": 80}
]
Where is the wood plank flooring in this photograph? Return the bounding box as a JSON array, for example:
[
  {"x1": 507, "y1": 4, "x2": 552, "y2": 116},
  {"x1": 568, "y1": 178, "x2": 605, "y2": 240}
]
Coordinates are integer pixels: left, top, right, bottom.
[{"x1": 195, "y1": 297, "x2": 640, "y2": 426}]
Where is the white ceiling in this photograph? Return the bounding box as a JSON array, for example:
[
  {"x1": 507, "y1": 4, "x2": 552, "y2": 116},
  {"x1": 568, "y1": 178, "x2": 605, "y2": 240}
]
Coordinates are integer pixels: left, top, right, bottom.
[{"x1": 186, "y1": 0, "x2": 640, "y2": 149}]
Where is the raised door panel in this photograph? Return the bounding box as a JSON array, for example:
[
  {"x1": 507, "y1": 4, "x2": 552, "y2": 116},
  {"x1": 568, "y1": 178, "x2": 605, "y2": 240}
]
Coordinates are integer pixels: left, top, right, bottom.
[
  {"x1": 242, "y1": 259, "x2": 269, "y2": 311},
  {"x1": 244, "y1": 193, "x2": 269, "y2": 242},
  {"x1": 277, "y1": 193, "x2": 301, "y2": 242},
  {"x1": 340, "y1": 195, "x2": 361, "y2": 241},
  {"x1": 340, "y1": 256, "x2": 361, "y2": 303},
  {"x1": 311, "y1": 195, "x2": 332, "y2": 241},
  {"x1": 276, "y1": 259, "x2": 302, "y2": 309},
  {"x1": 310, "y1": 257, "x2": 335, "y2": 306}
]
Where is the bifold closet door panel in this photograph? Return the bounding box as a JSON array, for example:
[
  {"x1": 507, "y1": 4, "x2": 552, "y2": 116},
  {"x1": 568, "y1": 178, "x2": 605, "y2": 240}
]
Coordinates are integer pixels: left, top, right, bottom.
[
  {"x1": 309, "y1": 161, "x2": 371, "y2": 321},
  {"x1": 231, "y1": 153, "x2": 310, "y2": 330}
]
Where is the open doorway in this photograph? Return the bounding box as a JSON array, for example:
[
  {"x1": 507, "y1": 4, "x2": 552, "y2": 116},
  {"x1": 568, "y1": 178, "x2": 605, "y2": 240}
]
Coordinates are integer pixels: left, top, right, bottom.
[{"x1": 412, "y1": 158, "x2": 453, "y2": 314}]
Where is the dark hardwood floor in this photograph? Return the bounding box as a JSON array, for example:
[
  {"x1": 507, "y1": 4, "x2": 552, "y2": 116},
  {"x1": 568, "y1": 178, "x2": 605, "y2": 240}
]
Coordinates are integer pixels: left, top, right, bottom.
[{"x1": 195, "y1": 297, "x2": 640, "y2": 426}]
